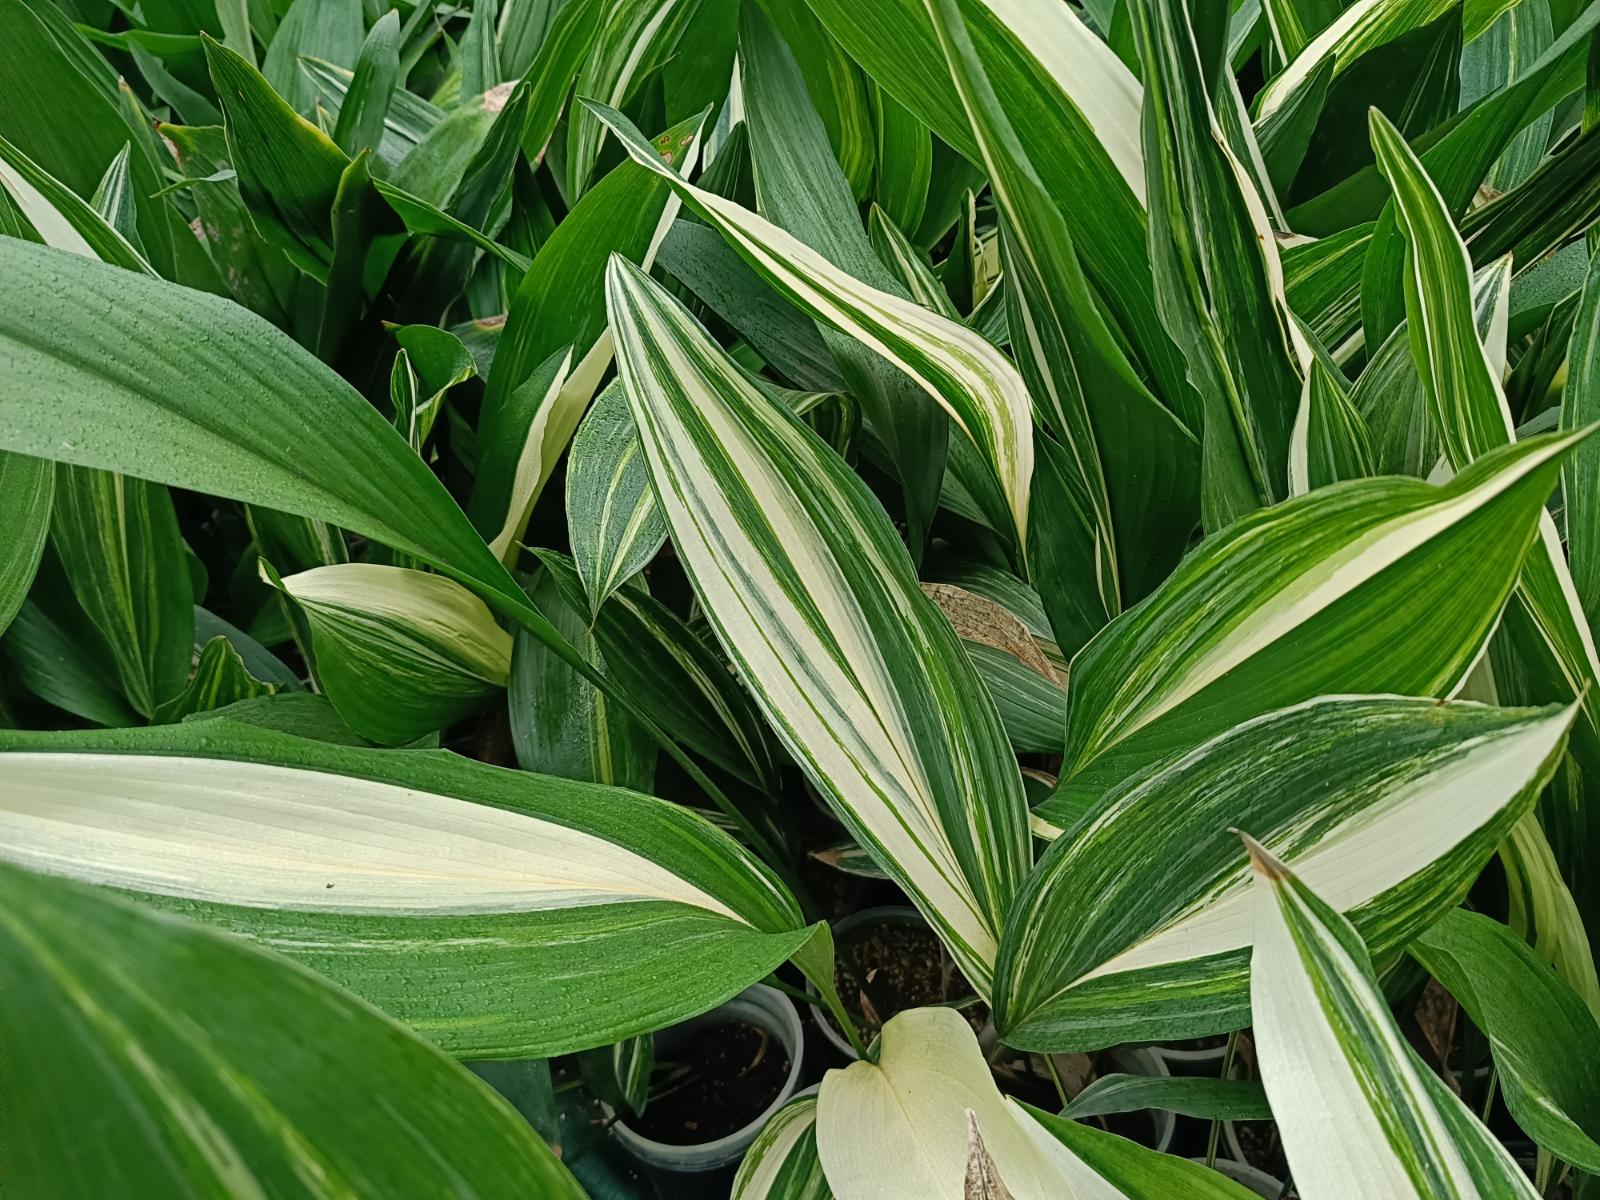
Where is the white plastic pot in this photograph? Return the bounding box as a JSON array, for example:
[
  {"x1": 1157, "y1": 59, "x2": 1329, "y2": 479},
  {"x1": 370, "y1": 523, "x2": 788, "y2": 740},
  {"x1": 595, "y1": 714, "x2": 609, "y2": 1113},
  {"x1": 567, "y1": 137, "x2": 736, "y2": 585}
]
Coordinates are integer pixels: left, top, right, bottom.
[
  {"x1": 1100, "y1": 1045, "x2": 1178, "y2": 1154},
  {"x1": 806, "y1": 906, "x2": 924, "y2": 1060},
  {"x1": 1151, "y1": 1039, "x2": 1230, "y2": 1075},
  {"x1": 610, "y1": 984, "x2": 805, "y2": 1174},
  {"x1": 1194, "y1": 1157, "x2": 1287, "y2": 1198}
]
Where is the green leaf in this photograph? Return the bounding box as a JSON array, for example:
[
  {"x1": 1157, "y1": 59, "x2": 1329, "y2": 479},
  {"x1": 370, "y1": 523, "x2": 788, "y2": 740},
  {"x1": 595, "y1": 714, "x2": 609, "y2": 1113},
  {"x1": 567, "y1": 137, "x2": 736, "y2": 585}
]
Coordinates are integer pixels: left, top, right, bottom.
[
  {"x1": 88, "y1": 142, "x2": 147, "y2": 257},
  {"x1": 302, "y1": 55, "x2": 444, "y2": 166},
  {"x1": 0, "y1": 860, "x2": 589, "y2": 1199},
  {"x1": 0, "y1": 718, "x2": 808, "y2": 1057},
  {"x1": 511, "y1": 567, "x2": 655, "y2": 793},
  {"x1": 262, "y1": 0, "x2": 362, "y2": 115},
  {"x1": 732, "y1": 1093, "x2": 832, "y2": 1200},
  {"x1": 1057, "y1": 431, "x2": 1588, "y2": 806},
  {"x1": 1412, "y1": 909, "x2": 1600, "y2": 1174},
  {"x1": 472, "y1": 112, "x2": 704, "y2": 559},
  {"x1": 331, "y1": 8, "x2": 400, "y2": 156},
  {"x1": 51, "y1": 466, "x2": 194, "y2": 719},
  {"x1": 535, "y1": 551, "x2": 780, "y2": 793},
  {"x1": 206, "y1": 33, "x2": 350, "y2": 278},
  {"x1": 740, "y1": 4, "x2": 947, "y2": 552},
  {"x1": 565, "y1": 0, "x2": 699, "y2": 196},
  {"x1": 1131, "y1": 0, "x2": 1305, "y2": 528},
  {"x1": 1561, "y1": 248, "x2": 1600, "y2": 638},
  {"x1": 922, "y1": 0, "x2": 1198, "y2": 607},
  {"x1": 460, "y1": 0, "x2": 501, "y2": 100},
  {"x1": 374, "y1": 178, "x2": 533, "y2": 272},
  {"x1": 2, "y1": 595, "x2": 140, "y2": 728},
  {"x1": 605, "y1": 254, "x2": 1029, "y2": 995},
  {"x1": 267, "y1": 562, "x2": 513, "y2": 746},
  {"x1": 1289, "y1": 353, "x2": 1375, "y2": 491},
  {"x1": 1372, "y1": 107, "x2": 1600, "y2": 772},
  {"x1": 1246, "y1": 837, "x2": 1542, "y2": 1199},
  {"x1": 869, "y1": 80, "x2": 932, "y2": 234},
  {"x1": 153, "y1": 635, "x2": 277, "y2": 724},
  {"x1": 588, "y1": 100, "x2": 1037, "y2": 547},
  {"x1": 0, "y1": 131, "x2": 153, "y2": 272},
  {"x1": 0, "y1": 452, "x2": 51, "y2": 639},
  {"x1": 1063, "y1": 1074, "x2": 1272, "y2": 1123},
  {"x1": 566, "y1": 379, "x2": 667, "y2": 614},
  {"x1": 998, "y1": 696, "x2": 1571, "y2": 1049}
]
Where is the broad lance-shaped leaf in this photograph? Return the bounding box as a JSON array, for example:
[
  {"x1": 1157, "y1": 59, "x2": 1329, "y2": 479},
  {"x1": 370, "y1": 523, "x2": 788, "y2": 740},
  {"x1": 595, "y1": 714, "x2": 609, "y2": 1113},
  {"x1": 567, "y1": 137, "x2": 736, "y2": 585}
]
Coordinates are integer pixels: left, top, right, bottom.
[
  {"x1": 995, "y1": 696, "x2": 1573, "y2": 1050},
  {"x1": 0, "y1": 719, "x2": 809, "y2": 1057},
  {"x1": 566, "y1": 378, "x2": 667, "y2": 614},
  {"x1": 817, "y1": 1007, "x2": 1256, "y2": 1200},
  {"x1": 1058, "y1": 429, "x2": 1590, "y2": 807},
  {"x1": 732, "y1": 1094, "x2": 831, "y2": 1200},
  {"x1": 921, "y1": 0, "x2": 1198, "y2": 614},
  {"x1": 1561, "y1": 249, "x2": 1600, "y2": 636},
  {"x1": 1372, "y1": 108, "x2": 1600, "y2": 773},
  {"x1": 472, "y1": 112, "x2": 703, "y2": 562},
  {"x1": 1412, "y1": 909, "x2": 1600, "y2": 1174},
  {"x1": 0, "y1": 451, "x2": 50, "y2": 639},
  {"x1": 0, "y1": 861, "x2": 588, "y2": 1200},
  {"x1": 267, "y1": 562, "x2": 512, "y2": 747},
  {"x1": 1131, "y1": 0, "x2": 1305, "y2": 529},
  {"x1": 587, "y1": 100, "x2": 1036, "y2": 546},
  {"x1": 1246, "y1": 838, "x2": 1542, "y2": 1200},
  {"x1": 605, "y1": 254, "x2": 1029, "y2": 996}
]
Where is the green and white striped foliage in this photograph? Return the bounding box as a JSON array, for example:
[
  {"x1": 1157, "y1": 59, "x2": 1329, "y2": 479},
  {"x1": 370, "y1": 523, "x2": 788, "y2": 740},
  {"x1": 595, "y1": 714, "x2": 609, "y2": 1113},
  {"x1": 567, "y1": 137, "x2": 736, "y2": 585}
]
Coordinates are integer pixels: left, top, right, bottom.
[
  {"x1": 1247, "y1": 838, "x2": 1543, "y2": 1200},
  {"x1": 1056, "y1": 430, "x2": 1589, "y2": 808},
  {"x1": 733, "y1": 1094, "x2": 832, "y2": 1200},
  {"x1": 816, "y1": 1006, "x2": 1256, "y2": 1200},
  {"x1": 995, "y1": 696, "x2": 1574, "y2": 1050},
  {"x1": 0, "y1": 861, "x2": 589, "y2": 1200},
  {"x1": 585, "y1": 99, "x2": 1036, "y2": 546},
  {"x1": 604, "y1": 253, "x2": 1030, "y2": 997},
  {"x1": 267, "y1": 562, "x2": 512, "y2": 746},
  {"x1": 1371, "y1": 108, "x2": 1600, "y2": 772},
  {"x1": 0, "y1": 719, "x2": 810, "y2": 1058}
]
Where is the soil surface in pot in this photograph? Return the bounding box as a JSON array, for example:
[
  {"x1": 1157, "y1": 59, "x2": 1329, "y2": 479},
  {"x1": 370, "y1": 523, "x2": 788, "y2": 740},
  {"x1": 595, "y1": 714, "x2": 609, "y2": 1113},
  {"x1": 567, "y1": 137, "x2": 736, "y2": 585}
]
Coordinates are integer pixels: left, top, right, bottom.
[
  {"x1": 623, "y1": 1020, "x2": 790, "y2": 1146},
  {"x1": 1232, "y1": 1118, "x2": 1289, "y2": 1182},
  {"x1": 826, "y1": 921, "x2": 988, "y2": 1045}
]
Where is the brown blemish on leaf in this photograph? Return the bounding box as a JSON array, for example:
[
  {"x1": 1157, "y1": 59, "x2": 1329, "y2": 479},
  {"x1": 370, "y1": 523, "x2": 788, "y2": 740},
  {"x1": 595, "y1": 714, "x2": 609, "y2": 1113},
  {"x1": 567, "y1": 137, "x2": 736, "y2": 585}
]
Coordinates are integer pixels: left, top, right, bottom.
[{"x1": 920, "y1": 583, "x2": 1059, "y2": 685}]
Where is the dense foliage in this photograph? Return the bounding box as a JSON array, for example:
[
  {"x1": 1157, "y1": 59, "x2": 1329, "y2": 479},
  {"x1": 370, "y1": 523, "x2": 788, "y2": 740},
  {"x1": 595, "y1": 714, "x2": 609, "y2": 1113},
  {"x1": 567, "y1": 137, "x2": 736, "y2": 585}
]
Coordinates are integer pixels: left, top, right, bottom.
[{"x1": 2, "y1": 0, "x2": 1600, "y2": 1196}]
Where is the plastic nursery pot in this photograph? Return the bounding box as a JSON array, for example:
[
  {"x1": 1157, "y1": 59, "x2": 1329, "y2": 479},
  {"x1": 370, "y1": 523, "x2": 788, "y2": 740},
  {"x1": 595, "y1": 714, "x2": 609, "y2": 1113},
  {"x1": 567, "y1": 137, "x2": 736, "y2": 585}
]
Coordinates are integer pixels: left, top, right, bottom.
[
  {"x1": 610, "y1": 984, "x2": 805, "y2": 1174},
  {"x1": 806, "y1": 905, "x2": 989, "y2": 1060},
  {"x1": 1192, "y1": 1157, "x2": 1289, "y2": 1198},
  {"x1": 1097, "y1": 1046, "x2": 1178, "y2": 1154},
  {"x1": 1150, "y1": 1035, "x2": 1231, "y2": 1075}
]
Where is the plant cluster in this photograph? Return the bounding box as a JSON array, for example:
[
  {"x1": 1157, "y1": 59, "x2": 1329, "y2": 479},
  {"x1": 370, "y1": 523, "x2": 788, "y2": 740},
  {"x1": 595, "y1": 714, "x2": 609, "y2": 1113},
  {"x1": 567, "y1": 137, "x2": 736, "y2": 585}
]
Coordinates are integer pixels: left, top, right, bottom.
[{"x1": 1, "y1": 0, "x2": 1599, "y2": 1197}]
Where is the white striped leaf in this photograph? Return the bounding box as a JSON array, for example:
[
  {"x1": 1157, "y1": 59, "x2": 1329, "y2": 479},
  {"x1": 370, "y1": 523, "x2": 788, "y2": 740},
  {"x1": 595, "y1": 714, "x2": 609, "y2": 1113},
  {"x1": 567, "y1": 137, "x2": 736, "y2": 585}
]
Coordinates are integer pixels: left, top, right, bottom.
[
  {"x1": 1372, "y1": 108, "x2": 1600, "y2": 774},
  {"x1": 604, "y1": 254, "x2": 1029, "y2": 996},
  {"x1": 1288, "y1": 354, "x2": 1374, "y2": 492},
  {"x1": 816, "y1": 1006, "x2": 1256, "y2": 1200},
  {"x1": 1255, "y1": 0, "x2": 1458, "y2": 120},
  {"x1": 0, "y1": 861, "x2": 587, "y2": 1199},
  {"x1": 1247, "y1": 838, "x2": 1542, "y2": 1200},
  {"x1": 0, "y1": 132, "x2": 152, "y2": 272},
  {"x1": 995, "y1": 696, "x2": 1574, "y2": 1050},
  {"x1": 733, "y1": 1094, "x2": 832, "y2": 1200},
  {"x1": 922, "y1": 0, "x2": 1199, "y2": 615},
  {"x1": 565, "y1": 0, "x2": 699, "y2": 196},
  {"x1": 0, "y1": 719, "x2": 809, "y2": 1058},
  {"x1": 1561, "y1": 249, "x2": 1600, "y2": 636},
  {"x1": 1058, "y1": 430, "x2": 1588, "y2": 807},
  {"x1": 565, "y1": 378, "x2": 666, "y2": 614},
  {"x1": 586, "y1": 100, "x2": 1036, "y2": 546},
  {"x1": 268, "y1": 562, "x2": 513, "y2": 747}
]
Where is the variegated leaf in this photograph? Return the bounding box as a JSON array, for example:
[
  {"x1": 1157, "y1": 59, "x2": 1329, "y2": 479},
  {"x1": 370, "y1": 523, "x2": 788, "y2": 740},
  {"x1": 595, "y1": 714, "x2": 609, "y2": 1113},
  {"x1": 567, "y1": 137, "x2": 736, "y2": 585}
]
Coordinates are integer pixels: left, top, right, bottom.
[
  {"x1": 733, "y1": 1093, "x2": 832, "y2": 1200},
  {"x1": 586, "y1": 100, "x2": 1036, "y2": 546},
  {"x1": 268, "y1": 562, "x2": 512, "y2": 746},
  {"x1": 604, "y1": 253, "x2": 1029, "y2": 996},
  {"x1": 566, "y1": 379, "x2": 666, "y2": 614},
  {"x1": 1371, "y1": 107, "x2": 1600, "y2": 772},
  {"x1": 1247, "y1": 837, "x2": 1542, "y2": 1200},
  {"x1": 1058, "y1": 430, "x2": 1587, "y2": 807},
  {"x1": 997, "y1": 696, "x2": 1573, "y2": 1050},
  {"x1": 0, "y1": 719, "x2": 809, "y2": 1058}
]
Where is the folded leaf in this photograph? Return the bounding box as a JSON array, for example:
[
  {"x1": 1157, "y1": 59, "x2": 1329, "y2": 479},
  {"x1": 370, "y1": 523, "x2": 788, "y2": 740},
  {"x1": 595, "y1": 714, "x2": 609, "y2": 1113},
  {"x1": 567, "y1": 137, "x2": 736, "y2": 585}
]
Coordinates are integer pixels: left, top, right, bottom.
[
  {"x1": 1247, "y1": 837, "x2": 1542, "y2": 1200},
  {"x1": 816, "y1": 1007, "x2": 1255, "y2": 1200},
  {"x1": 999, "y1": 696, "x2": 1572, "y2": 1049},
  {"x1": 605, "y1": 254, "x2": 1028, "y2": 995},
  {"x1": 1562, "y1": 248, "x2": 1600, "y2": 636},
  {"x1": 268, "y1": 562, "x2": 512, "y2": 746},
  {"x1": 0, "y1": 451, "x2": 50, "y2": 639},
  {"x1": 0, "y1": 719, "x2": 808, "y2": 1057},
  {"x1": 1063, "y1": 1074, "x2": 1272, "y2": 1123},
  {"x1": 0, "y1": 861, "x2": 588, "y2": 1199},
  {"x1": 1059, "y1": 430, "x2": 1588, "y2": 805},
  {"x1": 587, "y1": 99, "x2": 1036, "y2": 546},
  {"x1": 1412, "y1": 909, "x2": 1600, "y2": 1174},
  {"x1": 0, "y1": 132, "x2": 152, "y2": 272},
  {"x1": 153, "y1": 635, "x2": 277, "y2": 724},
  {"x1": 733, "y1": 1094, "x2": 832, "y2": 1200}
]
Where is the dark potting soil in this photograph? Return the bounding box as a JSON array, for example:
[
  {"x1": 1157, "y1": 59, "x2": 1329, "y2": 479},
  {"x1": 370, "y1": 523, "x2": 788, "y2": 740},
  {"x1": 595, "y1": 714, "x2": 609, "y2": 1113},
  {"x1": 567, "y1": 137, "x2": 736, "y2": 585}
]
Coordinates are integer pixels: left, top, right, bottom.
[
  {"x1": 623, "y1": 1021, "x2": 790, "y2": 1146},
  {"x1": 826, "y1": 921, "x2": 989, "y2": 1045},
  {"x1": 1233, "y1": 1118, "x2": 1289, "y2": 1181}
]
